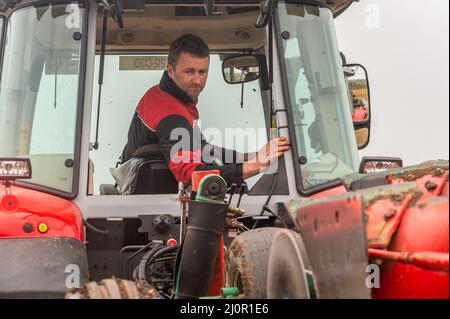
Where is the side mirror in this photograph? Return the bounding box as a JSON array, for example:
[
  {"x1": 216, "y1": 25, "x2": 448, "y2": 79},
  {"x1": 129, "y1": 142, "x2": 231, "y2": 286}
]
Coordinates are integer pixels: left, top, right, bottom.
[
  {"x1": 343, "y1": 63, "x2": 371, "y2": 149},
  {"x1": 222, "y1": 54, "x2": 260, "y2": 84},
  {"x1": 354, "y1": 127, "x2": 369, "y2": 151},
  {"x1": 359, "y1": 157, "x2": 403, "y2": 174}
]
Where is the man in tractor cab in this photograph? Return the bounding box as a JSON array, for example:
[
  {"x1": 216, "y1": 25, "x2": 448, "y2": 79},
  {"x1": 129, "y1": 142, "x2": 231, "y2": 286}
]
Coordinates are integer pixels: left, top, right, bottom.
[{"x1": 121, "y1": 33, "x2": 290, "y2": 187}]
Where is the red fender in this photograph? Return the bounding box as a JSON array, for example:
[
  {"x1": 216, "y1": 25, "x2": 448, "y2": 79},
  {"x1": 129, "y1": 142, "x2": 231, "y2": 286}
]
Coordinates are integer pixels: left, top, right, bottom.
[{"x1": 0, "y1": 185, "x2": 83, "y2": 241}]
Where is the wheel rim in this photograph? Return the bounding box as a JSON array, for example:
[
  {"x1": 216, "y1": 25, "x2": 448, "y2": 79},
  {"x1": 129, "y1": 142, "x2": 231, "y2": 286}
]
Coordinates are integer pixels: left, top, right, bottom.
[{"x1": 267, "y1": 229, "x2": 310, "y2": 299}]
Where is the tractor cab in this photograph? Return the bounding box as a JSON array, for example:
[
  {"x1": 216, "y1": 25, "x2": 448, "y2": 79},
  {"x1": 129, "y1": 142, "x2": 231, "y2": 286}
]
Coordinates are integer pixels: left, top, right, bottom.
[
  {"x1": 0, "y1": 0, "x2": 365, "y2": 296},
  {"x1": 1, "y1": 0, "x2": 447, "y2": 299},
  {"x1": 0, "y1": 0, "x2": 364, "y2": 199}
]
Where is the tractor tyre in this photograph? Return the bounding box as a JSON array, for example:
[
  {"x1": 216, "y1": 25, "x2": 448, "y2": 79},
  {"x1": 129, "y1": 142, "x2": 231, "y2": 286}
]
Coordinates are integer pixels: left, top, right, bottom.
[
  {"x1": 65, "y1": 277, "x2": 161, "y2": 299},
  {"x1": 226, "y1": 227, "x2": 282, "y2": 299}
]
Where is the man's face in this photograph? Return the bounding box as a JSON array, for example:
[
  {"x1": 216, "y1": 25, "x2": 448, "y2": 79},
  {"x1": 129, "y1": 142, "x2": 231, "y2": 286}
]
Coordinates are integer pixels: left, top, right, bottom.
[{"x1": 167, "y1": 52, "x2": 209, "y2": 102}]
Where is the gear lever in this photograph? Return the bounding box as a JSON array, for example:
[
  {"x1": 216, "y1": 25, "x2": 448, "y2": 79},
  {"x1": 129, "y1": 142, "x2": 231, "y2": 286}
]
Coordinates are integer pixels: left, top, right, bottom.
[
  {"x1": 228, "y1": 183, "x2": 237, "y2": 204},
  {"x1": 236, "y1": 182, "x2": 247, "y2": 208}
]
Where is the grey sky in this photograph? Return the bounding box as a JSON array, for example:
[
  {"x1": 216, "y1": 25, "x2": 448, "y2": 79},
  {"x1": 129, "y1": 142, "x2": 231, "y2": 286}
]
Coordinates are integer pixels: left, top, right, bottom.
[{"x1": 335, "y1": 0, "x2": 449, "y2": 165}]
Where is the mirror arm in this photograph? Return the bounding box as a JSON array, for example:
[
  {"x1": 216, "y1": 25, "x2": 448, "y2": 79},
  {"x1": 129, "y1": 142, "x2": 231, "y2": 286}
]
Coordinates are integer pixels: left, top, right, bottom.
[
  {"x1": 103, "y1": 0, "x2": 124, "y2": 29},
  {"x1": 113, "y1": 0, "x2": 124, "y2": 29},
  {"x1": 204, "y1": 0, "x2": 223, "y2": 16},
  {"x1": 255, "y1": 0, "x2": 275, "y2": 29}
]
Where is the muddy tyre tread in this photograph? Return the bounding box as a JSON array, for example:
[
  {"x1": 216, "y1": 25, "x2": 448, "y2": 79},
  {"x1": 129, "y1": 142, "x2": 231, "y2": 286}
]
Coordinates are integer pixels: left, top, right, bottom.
[{"x1": 226, "y1": 227, "x2": 282, "y2": 299}]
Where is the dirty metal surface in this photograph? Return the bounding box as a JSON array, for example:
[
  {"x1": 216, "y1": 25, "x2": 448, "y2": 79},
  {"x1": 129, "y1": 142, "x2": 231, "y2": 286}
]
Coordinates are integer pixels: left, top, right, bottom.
[
  {"x1": 372, "y1": 197, "x2": 449, "y2": 299},
  {"x1": 389, "y1": 168, "x2": 449, "y2": 202},
  {"x1": 389, "y1": 160, "x2": 448, "y2": 181},
  {"x1": 341, "y1": 160, "x2": 449, "y2": 191},
  {"x1": 286, "y1": 193, "x2": 370, "y2": 299},
  {"x1": 0, "y1": 237, "x2": 89, "y2": 298},
  {"x1": 285, "y1": 186, "x2": 348, "y2": 230},
  {"x1": 339, "y1": 161, "x2": 449, "y2": 249},
  {"x1": 356, "y1": 182, "x2": 422, "y2": 249}
]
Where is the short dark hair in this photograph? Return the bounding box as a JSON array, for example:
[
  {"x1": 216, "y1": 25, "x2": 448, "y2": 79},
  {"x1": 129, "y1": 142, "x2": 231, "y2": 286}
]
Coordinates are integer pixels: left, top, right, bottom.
[{"x1": 168, "y1": 33, "x2": 210, "y2": 67}]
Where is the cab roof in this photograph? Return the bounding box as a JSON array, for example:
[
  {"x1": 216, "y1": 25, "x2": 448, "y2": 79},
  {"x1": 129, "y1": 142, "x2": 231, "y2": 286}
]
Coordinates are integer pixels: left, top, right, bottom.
[
  {"x1": 1, "y1": 0, "x2": 358, "y2": 51},
  {"x1": 2, "y1": 0, "x2": 357, "y2": 17}
]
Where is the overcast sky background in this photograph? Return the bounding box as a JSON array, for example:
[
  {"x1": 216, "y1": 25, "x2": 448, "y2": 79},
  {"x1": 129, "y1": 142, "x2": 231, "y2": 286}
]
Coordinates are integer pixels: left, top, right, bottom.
[{"x1": 335, "y1": 0, "x2": 449, "y2": 166}]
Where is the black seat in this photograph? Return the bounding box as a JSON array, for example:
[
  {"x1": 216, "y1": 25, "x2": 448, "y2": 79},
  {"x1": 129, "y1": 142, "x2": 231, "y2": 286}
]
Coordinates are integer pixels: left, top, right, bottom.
[
  {"x1": 100, "y1": 144, "x2": 179, "y2": 195},
  {"x1": 130, "y1": 144, "x2": 165, "y2": 159}
]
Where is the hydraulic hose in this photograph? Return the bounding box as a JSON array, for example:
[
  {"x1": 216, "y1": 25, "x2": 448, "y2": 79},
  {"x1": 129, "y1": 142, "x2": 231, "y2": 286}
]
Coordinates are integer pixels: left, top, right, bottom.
[{"x1": 137, "y1": 244, "x2": 179, "y2": 285}]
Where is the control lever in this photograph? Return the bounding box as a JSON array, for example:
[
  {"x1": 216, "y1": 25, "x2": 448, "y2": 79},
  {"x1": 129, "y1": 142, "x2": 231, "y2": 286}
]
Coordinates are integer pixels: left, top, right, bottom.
[
  {"x1": 177, "y1": 182, "x2": 190, "y2": 243},
  {"x1": 236, "y1": 183, "x2": 247, "y2": 208},
  {"x1": 228, "y1": 183, "x2": 237, "y2": 204},
  {"x1": 225, "y1": 183, "x2": 247, "y2": 230}
]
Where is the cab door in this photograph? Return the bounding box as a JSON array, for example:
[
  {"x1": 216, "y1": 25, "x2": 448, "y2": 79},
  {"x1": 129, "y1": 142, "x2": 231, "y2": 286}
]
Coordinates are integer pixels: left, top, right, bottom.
[{"x1": 0, "y1": 15, "x2": 5, "y2": 71}]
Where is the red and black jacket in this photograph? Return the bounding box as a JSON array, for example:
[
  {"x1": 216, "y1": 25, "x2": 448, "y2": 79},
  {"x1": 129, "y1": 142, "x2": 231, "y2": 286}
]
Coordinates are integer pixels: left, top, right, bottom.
[{"x1": 121, "y1": 72, "x2": 244, "y2": 186}]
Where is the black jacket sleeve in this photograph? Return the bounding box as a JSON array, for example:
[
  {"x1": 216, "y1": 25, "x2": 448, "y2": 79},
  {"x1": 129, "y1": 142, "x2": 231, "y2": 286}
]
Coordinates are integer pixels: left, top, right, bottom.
[{"x1": 156, "y1": 115, "x2": 244, "y2": 186}]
